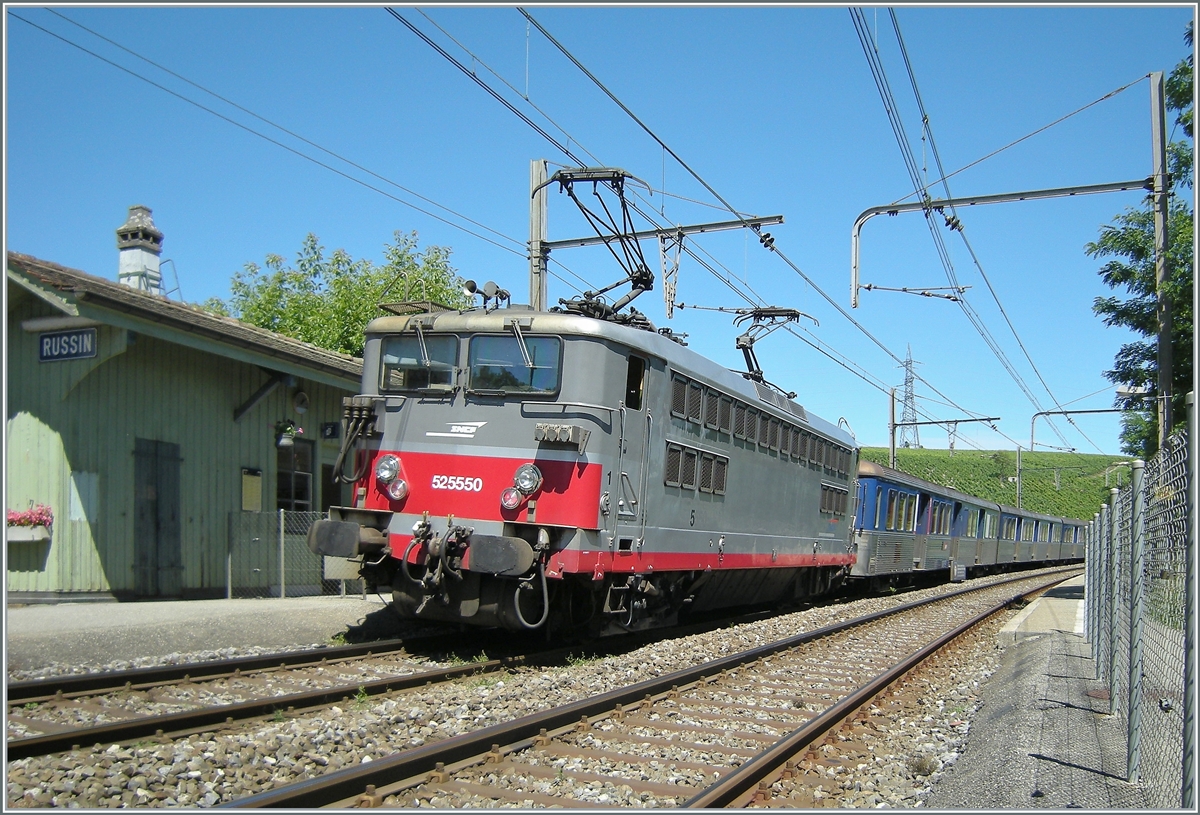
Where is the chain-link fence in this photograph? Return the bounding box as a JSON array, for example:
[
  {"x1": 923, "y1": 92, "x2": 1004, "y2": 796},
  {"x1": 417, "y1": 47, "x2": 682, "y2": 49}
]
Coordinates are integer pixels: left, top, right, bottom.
[
  {"x1": 226, "y1": 510, "x2": 365, "y2": 599},
  {"x1": 1086, "y1": 395, "x2": 1194, "y2": 809}
]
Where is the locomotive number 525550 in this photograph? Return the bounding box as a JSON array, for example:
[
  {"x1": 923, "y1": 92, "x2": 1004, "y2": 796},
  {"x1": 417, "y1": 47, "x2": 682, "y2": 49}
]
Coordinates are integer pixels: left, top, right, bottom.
[{"x1": 431, "y1": 475, "x2": 484, "y2": 492}]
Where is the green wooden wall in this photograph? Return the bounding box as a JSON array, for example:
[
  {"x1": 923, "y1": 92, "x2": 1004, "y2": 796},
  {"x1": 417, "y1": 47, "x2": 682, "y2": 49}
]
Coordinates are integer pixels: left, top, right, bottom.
[{"x1": 6, "y1": 285, "x2": 354, "y2": 598}]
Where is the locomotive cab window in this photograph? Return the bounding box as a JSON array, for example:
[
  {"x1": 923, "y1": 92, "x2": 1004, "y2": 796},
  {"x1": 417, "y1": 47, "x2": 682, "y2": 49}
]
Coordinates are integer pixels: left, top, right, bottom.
[
  {"x1": 468, "y1": 335, "x2": 561, "y2": 394},
  {"x1": 380, "y1": 334, "x2": 458, "y2": 391},
  {"x1": 625, "y1": 355, "x2": 646, "y2": 410}
]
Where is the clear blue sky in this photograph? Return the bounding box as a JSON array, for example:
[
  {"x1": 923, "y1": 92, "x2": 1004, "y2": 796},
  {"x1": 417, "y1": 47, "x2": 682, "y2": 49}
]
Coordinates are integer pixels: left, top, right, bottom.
[{"x1": 5, "y1": 4, "x2": 1193, "y2": 454}]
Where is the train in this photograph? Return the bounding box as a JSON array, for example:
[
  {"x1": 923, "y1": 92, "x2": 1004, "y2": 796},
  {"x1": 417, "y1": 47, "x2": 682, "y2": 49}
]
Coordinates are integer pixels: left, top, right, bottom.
[
  {"x1": 851, "y1": 460, "x2": 1087, "y2": 590},
  {"x1": 307, "y1": 283, "x2": 1086, "y2": 637}
]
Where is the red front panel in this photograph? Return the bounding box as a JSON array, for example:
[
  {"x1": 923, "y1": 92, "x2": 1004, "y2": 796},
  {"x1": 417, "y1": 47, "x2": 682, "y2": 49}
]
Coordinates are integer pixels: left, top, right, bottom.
[{"x1": 362, "y1": 449, "x2": 602, "y2": 529}]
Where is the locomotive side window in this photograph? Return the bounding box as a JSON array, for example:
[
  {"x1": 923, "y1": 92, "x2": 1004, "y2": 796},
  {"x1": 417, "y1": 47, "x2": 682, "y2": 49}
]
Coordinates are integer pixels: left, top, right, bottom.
[
  {"x1": 625, "y1": 356, "x2": 646, "y2": 410},
  {"x1": 380, "y1": 334, "x2": 458, "y2": 391},
  {"x1": 874, "y1": 486, "x2": 884, "y2": 529},
  {"x1": 468, "y1": 335, "x2": 561, "y2": 394}
]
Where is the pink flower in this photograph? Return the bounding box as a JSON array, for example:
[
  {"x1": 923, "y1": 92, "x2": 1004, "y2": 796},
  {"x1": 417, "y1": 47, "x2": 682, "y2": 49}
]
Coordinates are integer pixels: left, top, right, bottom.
[{"x1": 7, "y1": 504, "x2": 53, "y2": 528}]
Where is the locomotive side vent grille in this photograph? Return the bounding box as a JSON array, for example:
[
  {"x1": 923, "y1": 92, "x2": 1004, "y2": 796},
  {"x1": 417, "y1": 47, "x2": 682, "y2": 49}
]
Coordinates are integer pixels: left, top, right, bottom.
[
  {"x1": 681, "y1": 449, "x2": 698, "y2": 489},
  {"x1": 733, "y1": 404, "x2": 747, "y2": 438},
  {"x1": 699, "y1": 454, "x2": 714, "y2": 492},
  {"x1": 719, "y1": 397, "x2": 733, "y2": 433},
  {"x1": 664, "y1": 442, "x2": 727, "y2": 495},
  {"x1": 704, "y1": 390, "x2": 720, "y2": 429},
  {"x1": 671, "y1": 376, "x2": 687, "y2": 418},
  {"x1": 810, "y1": 437, "x2": 824, "y2": 465},
  {"x1": 758, "y1": 413, "x2": 770, "y2": 448},
  {"x1": 769, "y1": 419, "x2": 780, "y2": 450},
  {"x1": 713, "y1": 457, "x2": 728, "y2": 494},
  {"x1": 686, "y1": 383, "x2": 702, "y2": 423},
  {"x1": 665, "y1": 444, "x2": 682, "y2": 486}
]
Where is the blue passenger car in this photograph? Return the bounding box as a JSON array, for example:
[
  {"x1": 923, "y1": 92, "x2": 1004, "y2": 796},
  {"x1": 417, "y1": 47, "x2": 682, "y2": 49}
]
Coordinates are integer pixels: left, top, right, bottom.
[{"x1": 854, "y1": 461, "x2": 1086, "y2": 587}]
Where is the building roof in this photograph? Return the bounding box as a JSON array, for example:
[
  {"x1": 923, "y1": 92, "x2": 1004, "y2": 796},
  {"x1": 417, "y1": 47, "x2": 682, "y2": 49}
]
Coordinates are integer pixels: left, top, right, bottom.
[{"x1": 7, "y1": 251, "x2": 363, "y2": 389}]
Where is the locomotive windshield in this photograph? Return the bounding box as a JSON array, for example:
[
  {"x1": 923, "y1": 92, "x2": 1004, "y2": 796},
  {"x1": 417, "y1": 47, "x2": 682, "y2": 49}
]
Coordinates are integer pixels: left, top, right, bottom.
[
  {"x1": 379, "y1": 334, "x2": 458, "y2": 391},
  {"x1": 468, "y1": 335, "x2": 561, "y2": 394}
]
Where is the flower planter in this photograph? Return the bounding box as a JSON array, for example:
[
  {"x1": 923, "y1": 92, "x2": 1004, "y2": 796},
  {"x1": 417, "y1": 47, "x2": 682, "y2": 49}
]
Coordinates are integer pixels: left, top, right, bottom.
[{"x1": 7, "y1": 525, "x2": 51, "y2": 543}]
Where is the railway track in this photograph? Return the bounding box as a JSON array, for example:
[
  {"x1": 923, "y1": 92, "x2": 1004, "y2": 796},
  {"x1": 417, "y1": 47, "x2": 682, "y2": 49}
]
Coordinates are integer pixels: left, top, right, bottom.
[
  {"x1": 216, "y1": 568, "x2": 1079, "y2": 808},
  {"x1": 5, "y1": 603, "x2": 789, "y2": 761}
]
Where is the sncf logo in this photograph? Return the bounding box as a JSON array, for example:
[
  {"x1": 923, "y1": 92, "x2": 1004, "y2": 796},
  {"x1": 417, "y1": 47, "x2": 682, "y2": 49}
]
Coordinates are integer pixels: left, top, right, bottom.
[{"x1": 425, "y1": 421, "x2": 487, "y2": 440}]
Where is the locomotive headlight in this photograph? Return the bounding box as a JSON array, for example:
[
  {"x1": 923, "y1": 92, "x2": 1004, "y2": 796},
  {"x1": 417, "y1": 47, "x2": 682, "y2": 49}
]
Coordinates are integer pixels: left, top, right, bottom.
[
  {"x1": 374, "y1": 454, "x2": 400, "y2": 483},
  {"x1": 386, "y1": 479, "x2": 409, "y2": 501},
  {"x1": 513, "y1": 463, "x2": 543, "y2": 495},
  {"x1": 500, "y1": 487, "x2": 523, "y2": 511}
]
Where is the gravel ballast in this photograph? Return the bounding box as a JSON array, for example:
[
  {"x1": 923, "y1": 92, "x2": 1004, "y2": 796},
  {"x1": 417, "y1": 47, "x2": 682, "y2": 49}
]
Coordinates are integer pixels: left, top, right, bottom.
[{"x1": 6, "y1": 571, "x2": 1066, "y2": 808}]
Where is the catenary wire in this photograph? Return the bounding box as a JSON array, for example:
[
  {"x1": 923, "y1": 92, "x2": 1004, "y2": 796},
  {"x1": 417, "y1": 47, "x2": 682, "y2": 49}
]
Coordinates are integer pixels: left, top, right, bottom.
[
  {"x1": 10, "y1": 11, "x2": 523, "y2": 259},
  {"x1": 852, "y1": 7, "x2": 1095, "y2": 453},
  {"x1": 13, "y1": 9, "x2": 592, "y2": 298},
  {"x1": 516, "y1": 9, "x2": 1009, "y2": 441},
  {"x1": 402, "y1": 9, "x2": 1105, "y2": 455},
  {"x1": 887, "y1": 9, "x2": 1106, "y2": 456}
]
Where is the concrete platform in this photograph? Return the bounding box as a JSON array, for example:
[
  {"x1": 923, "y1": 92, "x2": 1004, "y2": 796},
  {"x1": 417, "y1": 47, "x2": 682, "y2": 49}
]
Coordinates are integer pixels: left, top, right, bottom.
[
  {"x1": 4, "y1": 594, "x2": 398, "y2": 673},
  {"x1": 927, "y1": 575, "x2": 1148, "y2": 809}
]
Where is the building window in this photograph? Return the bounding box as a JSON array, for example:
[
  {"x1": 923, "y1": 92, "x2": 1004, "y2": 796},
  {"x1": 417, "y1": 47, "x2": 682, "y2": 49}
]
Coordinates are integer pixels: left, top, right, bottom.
[{"x1": 277, "y1": 439, "x2": 314, "y2": 511}]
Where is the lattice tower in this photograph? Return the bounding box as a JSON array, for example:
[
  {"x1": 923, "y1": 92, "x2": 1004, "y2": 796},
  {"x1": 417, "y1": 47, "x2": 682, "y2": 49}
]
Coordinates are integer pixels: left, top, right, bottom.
[{"x1": 898, "y1": 345, "x2": 921, "y2": 449}]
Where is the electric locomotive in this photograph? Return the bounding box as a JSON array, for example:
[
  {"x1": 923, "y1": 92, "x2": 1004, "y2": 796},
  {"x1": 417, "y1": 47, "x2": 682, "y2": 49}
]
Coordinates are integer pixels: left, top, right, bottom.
[{"x1": 309, "y1": 293, "x2": 859, "y2": 636}]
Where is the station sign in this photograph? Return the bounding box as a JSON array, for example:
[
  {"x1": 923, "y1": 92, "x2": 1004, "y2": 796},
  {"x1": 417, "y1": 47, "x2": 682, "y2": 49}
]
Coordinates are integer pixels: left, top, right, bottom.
[{"x1": 39, "y1": 328, "x2": 97, "y2": 362}]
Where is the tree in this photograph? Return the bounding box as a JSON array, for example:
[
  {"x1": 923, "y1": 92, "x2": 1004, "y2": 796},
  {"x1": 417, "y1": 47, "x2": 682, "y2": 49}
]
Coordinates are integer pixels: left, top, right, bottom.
[
  {"x1": 1086, "y1": 22, "x2": 1194, "y2": 457},
  {"x1": 203, "y1": 231, "x2": 470, "y2": 357}
]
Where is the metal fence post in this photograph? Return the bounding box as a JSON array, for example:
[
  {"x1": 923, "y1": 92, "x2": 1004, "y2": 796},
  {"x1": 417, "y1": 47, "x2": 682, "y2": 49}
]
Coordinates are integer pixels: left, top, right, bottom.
[
  {"x1": 1107, "y1": 490, "x2": 1120, "y2": 715},
  {"x1": 1088, "y1": 515, "x2": 1098, "y2": 659},
  {"x1": 279, "y1": 508, "x2": 286, "y2": 599},
  {"x1": 226, "y1": 511, "x2": 233, "y2": 600},
  {"x1": 1183, "y1": 392, "x2": 1195, "y2": 809},
  {"x1": 1128, "y1": 459, "x2": 1146, "y2": 782}
]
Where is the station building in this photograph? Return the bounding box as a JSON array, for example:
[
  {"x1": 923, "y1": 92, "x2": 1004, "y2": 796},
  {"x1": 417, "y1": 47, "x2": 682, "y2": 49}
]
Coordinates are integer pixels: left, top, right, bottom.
[{"x1": 6, "y1": 206, "x2": 362, "y2": 601}]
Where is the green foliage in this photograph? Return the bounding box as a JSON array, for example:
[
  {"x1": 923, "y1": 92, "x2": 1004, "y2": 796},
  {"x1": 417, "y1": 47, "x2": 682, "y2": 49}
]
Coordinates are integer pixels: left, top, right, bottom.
[
  {"x1": 201, "y1": 231, "x2": 470, "y2": 357},
  {"x1": 1086, "y1": 23, "x2": 1194, "y2": 457},
  {"x1": 860, "y1": 447, "x2": 1133, "y2": 520}
]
